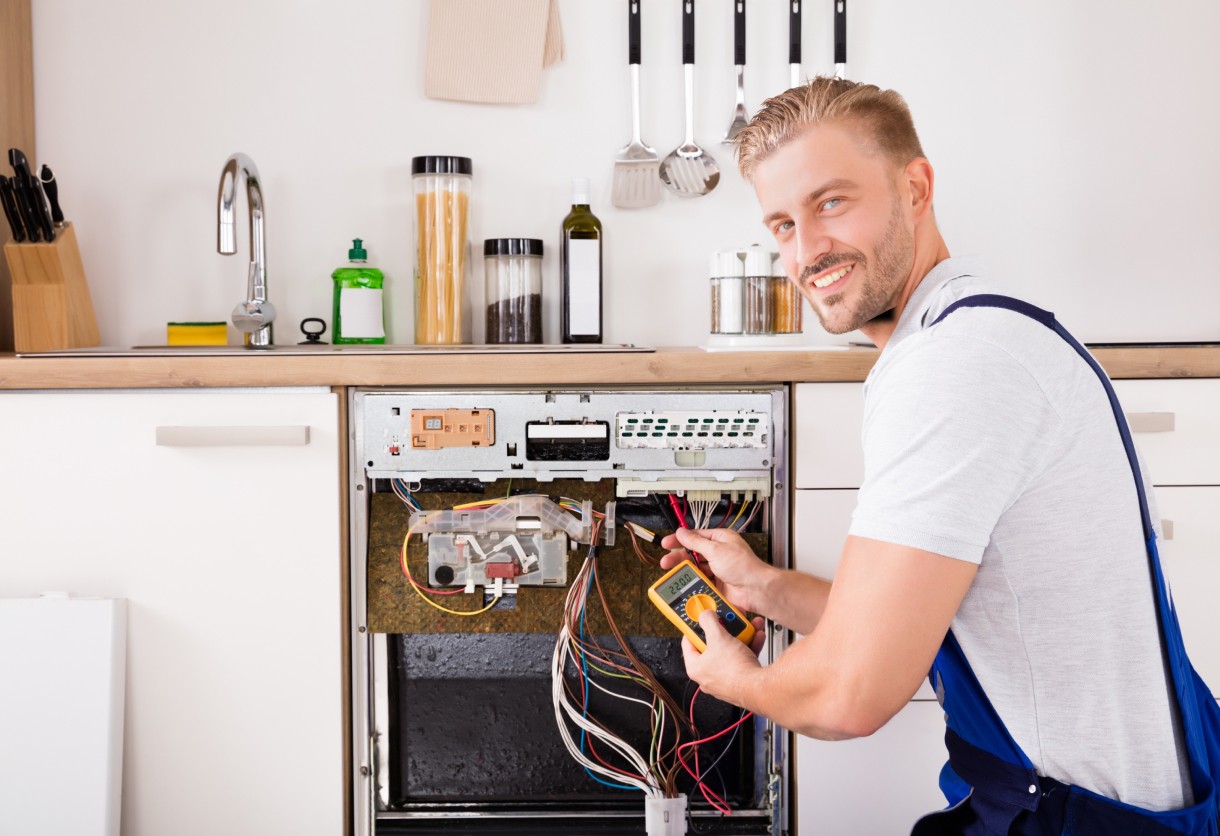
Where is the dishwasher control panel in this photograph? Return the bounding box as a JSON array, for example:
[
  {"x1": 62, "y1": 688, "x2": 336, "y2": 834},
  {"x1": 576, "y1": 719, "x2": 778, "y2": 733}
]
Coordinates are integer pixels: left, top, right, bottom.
[{"x1": 359, "y1": 387, "x2": 782, "y2": 484}]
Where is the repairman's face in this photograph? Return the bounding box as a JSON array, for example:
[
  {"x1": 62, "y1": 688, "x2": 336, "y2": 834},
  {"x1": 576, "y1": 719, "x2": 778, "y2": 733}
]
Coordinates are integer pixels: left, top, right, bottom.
[{"x1": 754, "y1": 123, "x2": 915, "y2": 336}]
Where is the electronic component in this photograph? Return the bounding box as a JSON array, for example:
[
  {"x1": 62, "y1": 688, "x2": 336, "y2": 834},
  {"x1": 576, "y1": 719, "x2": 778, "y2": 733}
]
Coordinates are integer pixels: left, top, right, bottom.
[
  {"x1": 427, "y1": 530, "x2": 565, "y2": 588},
  {"x1": 410, "y1": 408, "x2": 494, "y2": 450},
  {"x1": 525, "y1": 420, "x2": 609, "y2": 461},
  {"x1": 411, "y1": 495, "x2": 612, "y2": 590},
  {"x1": 648, "y1": 559, "x2": 755, "y2": 652},
  {"x1": 617, "y1": 410, "x2": 769, "y2": 450}
]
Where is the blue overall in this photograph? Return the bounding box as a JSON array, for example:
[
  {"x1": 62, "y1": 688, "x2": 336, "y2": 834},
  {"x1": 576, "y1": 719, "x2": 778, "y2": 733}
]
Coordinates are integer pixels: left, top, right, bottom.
[{"x1": 908, "y1": 295, "x2": 1220, "y2": 836}]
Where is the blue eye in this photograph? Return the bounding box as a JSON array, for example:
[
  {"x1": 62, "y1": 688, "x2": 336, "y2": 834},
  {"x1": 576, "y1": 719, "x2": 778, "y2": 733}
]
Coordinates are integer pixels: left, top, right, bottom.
[{"x1": 822, "y1": 198, "x2": 842, "y2": 211}]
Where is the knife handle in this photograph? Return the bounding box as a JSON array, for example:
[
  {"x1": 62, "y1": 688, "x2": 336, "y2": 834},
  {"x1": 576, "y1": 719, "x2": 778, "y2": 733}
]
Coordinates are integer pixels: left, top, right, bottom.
[
  {"x1": 834, "y1": 0, "x2": 847, "y2": 66},
  {"x1": 30, "y1": 178, "x2": 55, "y2": 241},
  {"x1": 628, "y1": 0, "x2": 640, "y2": 65},
  {"x1": 40, "y1": 165, "x2": 64, "y2": 224},
  {"x1": 8, "y1": 147, "x2": 31, "y2": 181},
  {"x1": 789, "y1": 0, "x2": 801, "y2": 65},
  {"x1": 0, "y1": 176, "x2": 27, "y2": 243},
  {"x1": 681, "y1": 0, "x2": 694, "y2": 66},
  {"x1": 733, "y1": 0, "x2": 745, "y2": 65},
  {"x1": 11, "y1": 176, "x2": 40, "y2": 243}
]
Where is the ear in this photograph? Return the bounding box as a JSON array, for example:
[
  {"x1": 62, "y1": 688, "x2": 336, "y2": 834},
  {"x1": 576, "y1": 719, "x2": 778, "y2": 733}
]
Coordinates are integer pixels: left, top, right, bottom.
[{"x1": 903, "y1": 157, "x2": 935, "y2": 220}]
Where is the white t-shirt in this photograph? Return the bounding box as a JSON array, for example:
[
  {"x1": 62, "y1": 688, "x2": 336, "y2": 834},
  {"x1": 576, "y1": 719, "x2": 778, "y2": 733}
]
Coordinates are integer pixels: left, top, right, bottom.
[{"x1": 848, "y1": 256, "x2": 1192, "y2": 810}]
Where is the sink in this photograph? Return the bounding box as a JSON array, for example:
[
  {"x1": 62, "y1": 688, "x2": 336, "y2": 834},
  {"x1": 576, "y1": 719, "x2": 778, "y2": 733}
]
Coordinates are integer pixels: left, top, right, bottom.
[{"x1": 18, "y1": 343, "x2": 655, "y2": 358}]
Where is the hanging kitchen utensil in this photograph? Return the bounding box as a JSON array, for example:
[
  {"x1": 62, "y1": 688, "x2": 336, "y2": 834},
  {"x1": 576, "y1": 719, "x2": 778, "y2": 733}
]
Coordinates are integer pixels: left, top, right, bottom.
[
  {"x1": 659, "y1": 0, "x2": 720, "y2": 197},
  {"x1": 722, "y1": 0, "x2": 748, "y2": 144},
  {"x1": 612, "y1": 0, "x2": 661, "y2": 209},
  {"x1": 834, "y1": 0, "x2": 847, "y2": 79},
  {"x1": 789, "y1": 0, "x2": 802, "y2": 88}
]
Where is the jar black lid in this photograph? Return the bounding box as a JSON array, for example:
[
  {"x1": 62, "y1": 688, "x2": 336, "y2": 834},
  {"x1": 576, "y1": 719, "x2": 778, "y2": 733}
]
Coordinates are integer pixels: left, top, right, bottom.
[
  {"x1": 484, "y1": 238, "x2": 544, "y2": 257},
  {"x1": 411, "y1": 156, "x2": 473, "y2": 176}
]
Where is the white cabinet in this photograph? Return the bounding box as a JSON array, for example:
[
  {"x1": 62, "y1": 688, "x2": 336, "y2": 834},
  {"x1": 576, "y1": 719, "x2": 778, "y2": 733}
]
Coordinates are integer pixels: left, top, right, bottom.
[
  {"x1": 1154, "y1": 486, "x2": 1220, "y2": 688},
  {"x1": 0, "y1": 389, "x2": 344, "y2": 836},
  {"x1": 1112, "y1": 379, "x2": 1220, "y2": 690},
  {"x1": 796, "y1": 700, "x2": 948, "y2": 836}
]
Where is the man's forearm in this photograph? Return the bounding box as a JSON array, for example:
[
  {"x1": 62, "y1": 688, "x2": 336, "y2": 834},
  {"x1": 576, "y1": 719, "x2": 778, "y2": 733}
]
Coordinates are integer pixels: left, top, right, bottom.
[{"x1": 755, "y1": 567, "x2": 831, "y2": 635}]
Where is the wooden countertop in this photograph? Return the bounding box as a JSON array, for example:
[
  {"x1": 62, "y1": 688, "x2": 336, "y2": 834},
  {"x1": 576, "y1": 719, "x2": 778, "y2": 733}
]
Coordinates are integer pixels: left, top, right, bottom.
[{"x1": 0, "y1": 344, "x2": 1217, "y2": 389}]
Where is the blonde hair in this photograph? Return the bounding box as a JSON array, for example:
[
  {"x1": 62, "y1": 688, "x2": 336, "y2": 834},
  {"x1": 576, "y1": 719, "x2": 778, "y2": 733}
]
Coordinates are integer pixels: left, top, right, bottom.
[{"x1": 735, "y1": 77, "x2": 926, "y2": 181}]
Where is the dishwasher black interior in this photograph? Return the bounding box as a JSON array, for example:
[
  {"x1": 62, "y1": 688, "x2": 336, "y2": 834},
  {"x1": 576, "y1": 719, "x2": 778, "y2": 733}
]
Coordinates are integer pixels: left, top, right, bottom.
[{"x1": 348, "y1": 386, "x2": 791, "y2": 835}]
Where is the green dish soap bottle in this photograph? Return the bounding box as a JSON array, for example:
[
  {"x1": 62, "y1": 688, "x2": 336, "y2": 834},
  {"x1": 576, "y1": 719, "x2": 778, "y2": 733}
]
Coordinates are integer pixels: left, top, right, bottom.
[{"x1": 332, "y1": 238, "x2": 386, "y2": 344}]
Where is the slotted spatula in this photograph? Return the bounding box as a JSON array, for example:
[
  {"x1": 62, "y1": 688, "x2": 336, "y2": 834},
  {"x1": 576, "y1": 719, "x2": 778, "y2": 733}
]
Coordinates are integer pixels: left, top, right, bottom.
[
  {"x1": 611, "y1": 0, "x2": 660, "y2": 209},
  {"x1": 659, "y1": 0, "x2": 719, "y2": 198}
]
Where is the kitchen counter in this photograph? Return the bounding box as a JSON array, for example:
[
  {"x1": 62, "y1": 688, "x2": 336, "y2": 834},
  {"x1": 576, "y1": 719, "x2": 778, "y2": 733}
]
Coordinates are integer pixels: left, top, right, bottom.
[{"x1": 0, "y1": 344, "x2": 1218, "y2": 389}]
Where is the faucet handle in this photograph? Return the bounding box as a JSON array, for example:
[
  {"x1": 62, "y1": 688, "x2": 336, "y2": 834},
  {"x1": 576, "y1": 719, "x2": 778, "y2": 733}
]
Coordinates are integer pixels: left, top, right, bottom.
[{"x1": 232, "y1": 299, "x2": 277, "y2": 334}]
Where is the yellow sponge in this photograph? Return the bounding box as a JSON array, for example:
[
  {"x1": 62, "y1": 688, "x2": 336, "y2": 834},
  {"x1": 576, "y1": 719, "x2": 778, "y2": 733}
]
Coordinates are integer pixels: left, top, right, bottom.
[{"x1": 167, "y1": 322, "x2": 228, "y2": 346}]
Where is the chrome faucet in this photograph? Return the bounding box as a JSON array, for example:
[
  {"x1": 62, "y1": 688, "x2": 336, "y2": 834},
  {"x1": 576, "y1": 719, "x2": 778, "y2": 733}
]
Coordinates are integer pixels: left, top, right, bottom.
[{"x1": 217, "y1": 152, "x2": 275, "y2": 347}]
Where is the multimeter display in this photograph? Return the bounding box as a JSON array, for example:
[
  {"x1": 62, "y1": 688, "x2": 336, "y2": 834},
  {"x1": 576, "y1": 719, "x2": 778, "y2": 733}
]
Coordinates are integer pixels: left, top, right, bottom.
[{"x1": 648, "y1": 560, "x2": 755, "y2": 652}]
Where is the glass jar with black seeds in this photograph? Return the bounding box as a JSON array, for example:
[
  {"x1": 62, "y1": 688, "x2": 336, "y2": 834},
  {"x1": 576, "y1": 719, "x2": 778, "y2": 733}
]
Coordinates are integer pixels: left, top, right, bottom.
[{"x1": 484, "y1": 238, "x2": 543, "y2": 344}]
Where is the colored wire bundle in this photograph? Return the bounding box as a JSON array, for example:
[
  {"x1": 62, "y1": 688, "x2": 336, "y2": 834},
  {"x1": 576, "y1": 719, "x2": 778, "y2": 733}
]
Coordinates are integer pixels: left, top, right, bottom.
[{"x1": 552, "y1": 517, "x2": 689, "y2": 798}]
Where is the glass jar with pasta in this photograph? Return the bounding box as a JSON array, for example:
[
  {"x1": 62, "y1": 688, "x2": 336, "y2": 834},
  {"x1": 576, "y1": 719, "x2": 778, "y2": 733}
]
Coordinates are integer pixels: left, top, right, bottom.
[{"x1": 412, "y1": 156, "x2": 472, "y2": 344}]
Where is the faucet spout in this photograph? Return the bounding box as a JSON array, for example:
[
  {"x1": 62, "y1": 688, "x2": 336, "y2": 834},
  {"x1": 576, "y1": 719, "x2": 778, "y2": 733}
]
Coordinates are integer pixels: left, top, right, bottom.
[{"x1": 217, "y1": 152, "x2": 274, "y2": 347}]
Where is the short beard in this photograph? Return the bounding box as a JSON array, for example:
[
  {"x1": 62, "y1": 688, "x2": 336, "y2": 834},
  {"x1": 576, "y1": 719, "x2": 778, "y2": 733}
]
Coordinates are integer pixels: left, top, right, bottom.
[{"x1": 811, "y1": 198, "x2": 913, "y2": 335}]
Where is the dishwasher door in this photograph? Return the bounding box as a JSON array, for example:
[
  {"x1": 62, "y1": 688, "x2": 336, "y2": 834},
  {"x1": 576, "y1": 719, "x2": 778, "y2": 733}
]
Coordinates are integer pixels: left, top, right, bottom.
[{"x1": 348, "y1": 386, "x2": 791, "y2": 835}]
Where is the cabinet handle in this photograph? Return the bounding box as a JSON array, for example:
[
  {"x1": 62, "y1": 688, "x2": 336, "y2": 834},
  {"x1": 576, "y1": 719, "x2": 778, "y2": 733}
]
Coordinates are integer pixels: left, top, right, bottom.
[
  {"x1": 1125, "y1": 412, "x2": 1175, "y2": 433},
  {"x1": 1161, "y1": 519, "x2": 1174, "y2": 541},
  {"x1": 155, "y1": 425, "x2": 310, "y2": 447}
]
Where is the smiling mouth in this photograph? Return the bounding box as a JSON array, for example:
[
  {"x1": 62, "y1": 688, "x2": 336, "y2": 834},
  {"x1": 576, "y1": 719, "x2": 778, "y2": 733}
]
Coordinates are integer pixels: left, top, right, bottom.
[{"x1": 810, "y1": 264, "x2": 854, "y2": 290}]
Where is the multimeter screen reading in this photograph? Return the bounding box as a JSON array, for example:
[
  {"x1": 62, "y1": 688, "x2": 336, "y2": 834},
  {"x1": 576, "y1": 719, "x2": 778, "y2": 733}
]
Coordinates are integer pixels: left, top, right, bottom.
[{"x1": 659, "y1": 564, "x2": 699, "y2": 603}]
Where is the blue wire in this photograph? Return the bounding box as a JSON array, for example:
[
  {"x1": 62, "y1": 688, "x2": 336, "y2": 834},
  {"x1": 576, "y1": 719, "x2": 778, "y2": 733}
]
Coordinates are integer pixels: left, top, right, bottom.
[{"x1": 578, "y1": 560, "x2": 639, "y2": 792}]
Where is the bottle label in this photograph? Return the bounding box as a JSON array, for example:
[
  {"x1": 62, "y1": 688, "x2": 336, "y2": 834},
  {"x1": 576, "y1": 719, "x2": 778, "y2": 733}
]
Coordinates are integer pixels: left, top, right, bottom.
[
  {"x1": 339, "y1": 288, "x2": 385, "y2": 339},
  {"x1": 567, "y1": 239, "x2": 601, "y2": 336}
]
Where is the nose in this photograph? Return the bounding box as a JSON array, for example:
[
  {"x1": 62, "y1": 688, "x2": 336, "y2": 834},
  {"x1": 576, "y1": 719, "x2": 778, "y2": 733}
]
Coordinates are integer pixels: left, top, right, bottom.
[{"x1": 793, "y1": 218, "x2": 834, "y2": 277}]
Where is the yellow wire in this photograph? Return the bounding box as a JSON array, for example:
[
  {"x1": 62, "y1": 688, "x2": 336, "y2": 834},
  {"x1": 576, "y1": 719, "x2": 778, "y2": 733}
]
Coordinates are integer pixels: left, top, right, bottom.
[
  {"x1": 401, "y1": 519, "x2": 502, "y2": 616},
  {"x1": 729, "y1": 500, "x2": 748, "y2": 528}
]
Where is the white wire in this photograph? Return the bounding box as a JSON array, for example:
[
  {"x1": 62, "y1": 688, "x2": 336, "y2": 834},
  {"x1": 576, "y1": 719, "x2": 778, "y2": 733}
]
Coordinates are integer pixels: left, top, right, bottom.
[{"x1": 551, "y1": 557, "x2": 663, "y2": 798}]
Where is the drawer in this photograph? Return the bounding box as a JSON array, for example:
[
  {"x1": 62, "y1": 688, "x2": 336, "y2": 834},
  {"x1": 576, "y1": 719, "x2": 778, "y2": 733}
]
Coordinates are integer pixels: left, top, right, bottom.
[
  {"x1": 793, "y1": 489, "x2": 937, "y2": 700},
  {"x1": 795, "y1": 698, "x2": 946, "y2": 835},
  {"x1": 1153, "y1": 486, "x2": 1220, "y2": 688},
  {"x1": 795, "y1": 379, "x2": 1220, "y2": 489},
  {"x1": 1111, "y1": 379, "x2": 1220, "y2": 485},
  {"x1": 793, "y1": 383, "x2": 865, "y2": 488}
]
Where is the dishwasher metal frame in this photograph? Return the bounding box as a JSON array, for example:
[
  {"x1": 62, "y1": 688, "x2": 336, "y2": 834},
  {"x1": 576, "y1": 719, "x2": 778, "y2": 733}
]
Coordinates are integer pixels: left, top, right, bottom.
[{"x1": 347, "y1": 385, "x2": 792, "y2": 835}]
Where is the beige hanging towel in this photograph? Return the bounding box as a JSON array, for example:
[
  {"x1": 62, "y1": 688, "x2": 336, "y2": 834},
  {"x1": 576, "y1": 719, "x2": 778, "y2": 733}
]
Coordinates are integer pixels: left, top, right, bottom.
[{"x1": 425, "y1": 0, "x2": 564, "y2": 105}]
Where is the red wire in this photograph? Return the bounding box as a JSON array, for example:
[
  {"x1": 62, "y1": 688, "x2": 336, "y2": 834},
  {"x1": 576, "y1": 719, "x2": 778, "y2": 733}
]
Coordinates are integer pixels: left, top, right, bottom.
[{"x1": 677, "y1": 688, "x2": 754, "y2": 815}]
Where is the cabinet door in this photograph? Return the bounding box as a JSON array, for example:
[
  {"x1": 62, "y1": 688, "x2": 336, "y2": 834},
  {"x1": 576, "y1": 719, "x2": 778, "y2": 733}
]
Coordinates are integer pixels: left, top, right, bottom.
[
  {"x1": 1111, "y1": 379, "x2": 1220, "y2": 486},
  {"x1": 0, "y1": 389, "x2": 343, "y2": 836},
  {"x1": 793, "y1": 489, "x2": 937, "y2": 701},
  {"x1": 1154, "y1": 486, "x2": 1220, "y2": 689},
  {"x1": 796, "y1": 699, "x2": 947, "y2": 836},
  {"x1": 793, "y1": 383, "x2": 865, "y2": 489}
]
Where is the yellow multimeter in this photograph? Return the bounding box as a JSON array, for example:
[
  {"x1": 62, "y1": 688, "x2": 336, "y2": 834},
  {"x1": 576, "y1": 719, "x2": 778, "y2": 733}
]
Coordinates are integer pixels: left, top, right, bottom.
[{"x1": 648, "y1": 559, "x2": 755, "y2": 652}]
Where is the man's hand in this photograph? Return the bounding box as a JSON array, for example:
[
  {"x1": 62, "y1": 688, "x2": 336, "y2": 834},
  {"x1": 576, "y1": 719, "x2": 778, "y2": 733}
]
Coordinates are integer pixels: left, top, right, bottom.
[
  {"x1": 659, "y1": 527, "x2": 776, "y2": 617},
  {"x1": 681, "y1": 609, "x2": 767, "y2": 704}
]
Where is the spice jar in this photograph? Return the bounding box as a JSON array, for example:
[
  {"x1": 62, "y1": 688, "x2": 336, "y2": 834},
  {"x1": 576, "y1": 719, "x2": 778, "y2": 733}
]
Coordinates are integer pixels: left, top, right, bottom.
[
  {"x1": 742, "y1": 246, "x2": 773, "y2": 335},
  {"x1": 484, "y1": 238, "x2": 543, "y2": 344},
  {"x1": 413, "y1": 155, "x2": 472, "y2": 344},
  {"x1": 709, "y1": 250, "x2": 745, "y2": 334},
  {"x1": 770, "y1": 257, "x2": 803, "y2": 334}
]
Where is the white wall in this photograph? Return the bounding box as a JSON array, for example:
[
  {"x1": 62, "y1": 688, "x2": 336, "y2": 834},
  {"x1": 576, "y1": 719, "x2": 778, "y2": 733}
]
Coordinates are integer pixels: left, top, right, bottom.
[{"x1": 30, "y1": 0, "x2": 1220, "y2": 348}]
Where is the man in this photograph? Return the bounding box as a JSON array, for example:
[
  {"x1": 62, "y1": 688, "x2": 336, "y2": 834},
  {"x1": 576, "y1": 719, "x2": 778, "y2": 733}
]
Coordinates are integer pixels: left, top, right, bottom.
[{"x1": 660, "y1": 78, "x2": 1206, "y2": 832}]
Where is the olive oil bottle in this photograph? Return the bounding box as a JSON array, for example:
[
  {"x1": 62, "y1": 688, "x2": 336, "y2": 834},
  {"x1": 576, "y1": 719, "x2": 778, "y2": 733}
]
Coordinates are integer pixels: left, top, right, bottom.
[{"x1": 560, "y1": 178, "x2": 603, "y2": 343}]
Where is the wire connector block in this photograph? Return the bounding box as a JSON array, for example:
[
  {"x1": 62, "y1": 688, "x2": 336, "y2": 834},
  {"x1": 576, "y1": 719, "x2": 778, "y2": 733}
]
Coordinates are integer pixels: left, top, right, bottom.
[{"x1": 645, "y1": 794, "x2": 688, "y2": 836}]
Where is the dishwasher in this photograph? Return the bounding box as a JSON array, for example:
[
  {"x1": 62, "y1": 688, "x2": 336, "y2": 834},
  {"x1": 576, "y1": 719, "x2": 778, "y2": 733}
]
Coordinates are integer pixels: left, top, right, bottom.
[{"x1": 348, "y1": 385, "x2": 791, "y2": 835}]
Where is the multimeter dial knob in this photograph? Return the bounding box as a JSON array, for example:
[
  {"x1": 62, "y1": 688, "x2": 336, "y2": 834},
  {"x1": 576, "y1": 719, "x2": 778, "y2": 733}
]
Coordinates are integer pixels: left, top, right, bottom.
[{"x1": 684, "y1": 594, "x2": 717, "y2": 622}]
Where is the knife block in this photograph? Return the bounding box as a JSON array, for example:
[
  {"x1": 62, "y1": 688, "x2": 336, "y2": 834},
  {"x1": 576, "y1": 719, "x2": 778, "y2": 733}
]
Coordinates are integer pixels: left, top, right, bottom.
[{"x1": 2, "y1": 223, "x2": 100, "y2": 352}]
